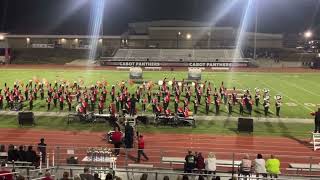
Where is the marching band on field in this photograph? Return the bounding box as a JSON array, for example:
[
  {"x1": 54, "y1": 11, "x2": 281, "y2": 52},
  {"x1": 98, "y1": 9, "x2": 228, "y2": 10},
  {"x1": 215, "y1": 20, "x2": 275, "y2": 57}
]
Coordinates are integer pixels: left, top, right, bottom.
[{"x1": 0, "y1": 78, "x2": 283, "y2": 117}]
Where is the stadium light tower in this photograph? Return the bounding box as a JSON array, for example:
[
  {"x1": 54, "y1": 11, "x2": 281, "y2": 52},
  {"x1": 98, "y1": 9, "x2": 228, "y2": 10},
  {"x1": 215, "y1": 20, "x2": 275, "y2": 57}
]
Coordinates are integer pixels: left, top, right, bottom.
[{"x1": 304, "y1": 31, "x2": 313, "y2": 39}]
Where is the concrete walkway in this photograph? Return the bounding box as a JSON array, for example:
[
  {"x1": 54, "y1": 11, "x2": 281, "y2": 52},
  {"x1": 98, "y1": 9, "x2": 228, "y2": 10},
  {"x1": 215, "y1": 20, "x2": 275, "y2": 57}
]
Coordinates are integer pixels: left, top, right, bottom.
[{"x1": 0, "y1": 110, "x2": 314, "y2": 124}]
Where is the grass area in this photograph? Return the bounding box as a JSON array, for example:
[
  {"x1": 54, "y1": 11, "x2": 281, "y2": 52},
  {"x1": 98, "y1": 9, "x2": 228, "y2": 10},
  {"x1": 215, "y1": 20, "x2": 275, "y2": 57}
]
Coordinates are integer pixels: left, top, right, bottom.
[
  {"x1": 0, "y1": 115, "x2": 312, "y2": 138},
  {"x1": 0, "y1": 69, "x2": 319, "y2": 119}
]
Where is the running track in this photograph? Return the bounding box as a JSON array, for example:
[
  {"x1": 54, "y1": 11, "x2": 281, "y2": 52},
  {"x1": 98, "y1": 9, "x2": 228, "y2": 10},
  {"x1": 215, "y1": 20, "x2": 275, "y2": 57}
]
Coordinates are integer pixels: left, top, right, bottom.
[{"x1": 0, "y1": 128, "x2": 320, "y2": 175}]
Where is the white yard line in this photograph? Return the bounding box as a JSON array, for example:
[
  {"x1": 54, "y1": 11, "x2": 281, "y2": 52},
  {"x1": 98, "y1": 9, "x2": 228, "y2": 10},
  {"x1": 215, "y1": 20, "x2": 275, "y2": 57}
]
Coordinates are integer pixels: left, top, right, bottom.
[{"x1": 278, "y1": 78, "x2": 320, "y2": 97}]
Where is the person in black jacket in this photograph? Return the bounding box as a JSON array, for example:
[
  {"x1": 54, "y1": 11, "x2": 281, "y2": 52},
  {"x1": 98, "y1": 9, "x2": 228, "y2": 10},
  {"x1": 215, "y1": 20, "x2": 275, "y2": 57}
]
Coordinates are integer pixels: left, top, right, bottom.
[
  {"x1": 38, "y1": 138, "x2": 47, "y2": 163},
  {"x1": 124, "y1": 122, "x2": 134, "y2": 149},
  {"x1": 25, "y1": 146, "x2": 37, "y2": 166},
  {"x1": 311, "y1": 108, "x2": 320, "y2": 133},
  {"x1": 7, "y1": 144, "x2": 18, "y2": 162},
  {"x1": 17, "y1": 145, "x2": 26, "y2": 161}
]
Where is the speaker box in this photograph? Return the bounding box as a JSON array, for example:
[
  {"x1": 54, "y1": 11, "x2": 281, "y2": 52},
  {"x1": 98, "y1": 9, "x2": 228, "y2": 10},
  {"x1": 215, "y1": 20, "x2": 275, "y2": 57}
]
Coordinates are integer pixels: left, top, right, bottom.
[
  {"x1": 136, "y1": 116, "x2": 148, "y2": 124},
  {"x1": 18, "y1": 112, "x2": 35, "y2": 126},
  {"x1": 238, "y1": 118, "x2": 253, "y2": 133}
]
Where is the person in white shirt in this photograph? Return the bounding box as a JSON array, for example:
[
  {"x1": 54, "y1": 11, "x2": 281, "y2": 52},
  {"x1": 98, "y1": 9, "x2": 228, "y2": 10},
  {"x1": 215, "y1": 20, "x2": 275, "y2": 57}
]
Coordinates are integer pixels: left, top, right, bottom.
[
  {"x1": 205, "y1": 152, "x2": 217, "y2": 175},
  {"x1": 254, "y1": 154, "x2": 267, "y2": 178},
  {"x1": 239, "y1": 154, "x2": 252, "y2": 178}
]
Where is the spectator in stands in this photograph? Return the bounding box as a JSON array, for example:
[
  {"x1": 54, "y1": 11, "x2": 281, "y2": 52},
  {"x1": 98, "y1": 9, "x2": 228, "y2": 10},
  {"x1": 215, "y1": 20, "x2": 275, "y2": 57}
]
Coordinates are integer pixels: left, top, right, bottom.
[
  {"x1": 25, "y1": 146, "x2": 37, "y2": 166},
  {"x1": 7, "y1": 145, "x2": 18, "y2": 162},
  {"x1": 239, "y1": 154, "x2": 252, "y2": 178},
  {"x1": 60, "y1": 172, "x2": 71, "y2": 180},
  {"x1": 0, "y1": 145, "x2": 5, "y2": 152},
  {"x1": 0, "y1": 161, "x2": 13, "y2": 180},
  {"x1": 17, "y1": 145, "x2": 26, "y2": 161},
  {"x1": 137, "y1": 135, "x2": 149, "y2": 163},
  {"x1": 80, "y1": 167, "x2": 94, "y2": 180},
  {"x1": 114, "y1": 177, "x2": 121, "y2": 180},
  {"x1": 205, "y1": 152, "x2": 216, "y2": 175},
  {"x1": 73, "y1": 175, "x2": 81, "y2": 180},
  {"x1": 214, "y1": 176, "x2": 220, "y2": 180},
  {"x1": 266, "y1": 155, "x2": 280, "y2": 179},
  {"x1": 42, "y1": 171, "x2": 53, "y2": 180},
  {"x1": 254, "y1": 154, "x2": 267, "y2": 178},
  {"x1": 111, "y1": 127, "x2": 122, "y2": 156},
  {"x1": 16, "y1": 175, "x2": 25, "y2": 180},
  {"x1": 105, "y1": 173, "x2": 113, "y2": 180},
  {"x1": 93, "y1": 173, "x2": 101, "y2": 180},
  {"x1": 140, "y1": 173, "x2": 148, "y2": 180},
  {"x1": 196, "y1": 152, "x2": 205, "y2": 173},
  {"x1": 182, "y1": 175, "x2": 189, "y2": 180},
  {"x1": 184, "y1": 150, "x2": 196, "y2": 173},
  {"x1": 163, "y1": 176, "x2": 169, "y2": 180},
  {"x1": 38, "y1": 138, "x2": 47, "y2": 163},
  {"x1": 198, "y1": 175, "x2": 204, "y2": 180}
]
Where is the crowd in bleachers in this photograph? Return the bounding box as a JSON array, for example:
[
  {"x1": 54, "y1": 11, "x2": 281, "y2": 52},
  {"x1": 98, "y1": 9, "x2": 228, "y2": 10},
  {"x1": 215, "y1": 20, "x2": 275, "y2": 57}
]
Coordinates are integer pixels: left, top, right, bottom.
[
  {"x1": 244, "y1": 48, "x2": 280, "y2": 62},
  {"x1": 110, "y1": 48, "x2": 243, "y2": 61}
]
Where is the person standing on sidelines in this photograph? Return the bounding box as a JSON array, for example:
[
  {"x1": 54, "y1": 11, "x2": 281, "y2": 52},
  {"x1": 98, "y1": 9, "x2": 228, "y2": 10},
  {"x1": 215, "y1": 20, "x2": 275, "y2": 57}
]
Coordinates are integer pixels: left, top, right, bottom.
[
  {"x1": 136, "y1": 134, "x2": 149, "y2": 163},
  {"x1": 111, "y1": 127, "x2": 122, "y2": 156},
  {"x1": 311, "y1": 108, "x2": 320, "y2": 133}
]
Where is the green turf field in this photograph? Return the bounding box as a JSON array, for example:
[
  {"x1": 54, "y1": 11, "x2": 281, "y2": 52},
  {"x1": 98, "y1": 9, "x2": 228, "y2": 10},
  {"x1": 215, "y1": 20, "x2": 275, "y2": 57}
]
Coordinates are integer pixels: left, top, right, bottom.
[
  {"x1": 0, "y1": 115, "x2": 313, "y2": 138},
  {"x1": 0, "y1": 69, "x2": 319, "y2": 119}
]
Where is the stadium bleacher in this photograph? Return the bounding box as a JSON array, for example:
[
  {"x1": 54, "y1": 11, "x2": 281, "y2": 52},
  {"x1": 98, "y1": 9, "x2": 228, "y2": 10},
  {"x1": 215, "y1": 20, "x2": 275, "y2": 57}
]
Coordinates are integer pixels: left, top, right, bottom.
[{"x1": 109, "y1": 48, "x2": 244, "y2": 62}]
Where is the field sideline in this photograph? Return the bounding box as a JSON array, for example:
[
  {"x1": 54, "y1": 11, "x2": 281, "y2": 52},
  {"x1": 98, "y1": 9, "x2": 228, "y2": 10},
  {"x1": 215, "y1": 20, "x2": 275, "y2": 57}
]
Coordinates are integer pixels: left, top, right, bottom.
[{"x1": 0, "y1": 68, "x2": 319, "y2": 119}]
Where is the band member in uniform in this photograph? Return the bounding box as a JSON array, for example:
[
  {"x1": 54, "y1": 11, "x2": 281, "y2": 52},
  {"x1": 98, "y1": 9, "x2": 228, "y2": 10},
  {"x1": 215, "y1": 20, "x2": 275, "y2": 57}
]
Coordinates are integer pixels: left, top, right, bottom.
[
  {"x1": 263, "y1": 97, "x2": 270, "y2": 116},
  {"x1": 40, "y1": 85, "x2": 44, "y2": 100},
  {"x1": 311, "y1": 108, "x2": 320, "y2": 133},
  {"x1": 0, "y1": 90, "x2": 3, "y2": 110},
  {"x1": 147, "y1": 89, "x2": 152, "y2": 104},
  {"x1": 228, "y1": 95, "x2": 233, "y2": 115},
  {"x1": 215, "y1": 97, "x2": 220, "y2": 115},
  {"x1": 239, "y1": 96, "x2": 244, "y2": 115},
  {"x1": 115, "y1": 93, "x2": 120, "y2": 113},
  {"x1": 275, "y1": 95, "x2": 282, "y2": 117},
  {"x1": 67, "y1": 93, "x2": 72, "y2": 112},
  {"x1": 232, "y1": 87, "x2": 237, "y2": 105},
  {"x1": 141, "y1": 95, "x2": 147, "y2": 112},
  {"x1": 24, "y1": 85, "x2": 29, "y2": 100},
  {"x1": 193, "y1": 97, "x2": 199, "y2": 115},
  {"x1": 46, "y1": 96, "x2": 51, "y2": 111},
  {"x1": 205, "y1": 95, "x2": 210, "y2": 115},
  {"x1": 33, "y1": 85, "x2": 38, "y2": 100},
  {"x1": 53, "y1": 91, "x2": 58, "y2": 108},
  {"x1": 110, "y1": 85, "x2": 115, "y2": 102},
  {"x1": 29, "y1": 94, "x2": 33, "y2": 110},
  {"x1": 255, "y1": 88, "x2": 260, "y2": 107},
  {"x1": 174, "y1": 96, "x2": 179, "y2": 113},
  {"x1": 59, "y1": 94, "x2": 64, "y2": 110},
  {"x1": 98, "y1": 100, "x2": 104, "y2": 114}
]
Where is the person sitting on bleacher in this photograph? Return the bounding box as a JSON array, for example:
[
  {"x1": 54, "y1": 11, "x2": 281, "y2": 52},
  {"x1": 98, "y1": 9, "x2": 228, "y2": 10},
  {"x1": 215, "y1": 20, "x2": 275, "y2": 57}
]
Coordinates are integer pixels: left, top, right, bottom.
[
  {"x1": 205, "y1": 152, "x2": 216, "y2": 175},
  {"x1": 0, "y1": 161, "x2": 13, "y2": 180},
  {"x1": 196, "y1": 152, "x2": 205, "y2": 174},
  {"x1": 239, "y1": 154, "x2": 252, "y2": 178},
  {"x1": 184, "y1": 150, "x2": 196, "y2": 173},
  {"x1": 25, "y1": 146, "x2": 37, "y2": 166},
  {"x1": 17, "y1": 145, "x2": 26, "y2": 161},
  {"x1": 254, "y1": 154, "x2": 267, "y2": 178},
  {"x1": 7, "y1": 145, "x2": 18, "y2": 162},
  {"x1": 266, "y1": 154, "x2": 280, "y2": 179}
]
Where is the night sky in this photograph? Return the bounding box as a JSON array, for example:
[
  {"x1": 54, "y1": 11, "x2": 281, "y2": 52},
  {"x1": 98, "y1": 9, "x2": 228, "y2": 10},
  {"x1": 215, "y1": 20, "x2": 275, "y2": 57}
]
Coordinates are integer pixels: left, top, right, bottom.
[{"x1": 1, "y1": 0, "x2": 320, "y2": 35}]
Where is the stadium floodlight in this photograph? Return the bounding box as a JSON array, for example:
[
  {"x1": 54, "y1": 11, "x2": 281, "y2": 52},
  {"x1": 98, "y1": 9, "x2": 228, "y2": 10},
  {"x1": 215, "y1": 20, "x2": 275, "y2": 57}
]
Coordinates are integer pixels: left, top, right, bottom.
[
  {"x1": 74, "y1": 38, "x2": 79, "y2": 43},
  {"x1": 61, "y1": 38, "x2": 66, "y2": 43},
  {"x1": 26, "y1": 38, "x2": 30, "y2": 43},
  {"x1": 0, "y1": 35, "x2": 5, "y2": 40},
  {"x1": 186, "y1": 33, "x2": 192, "y2": 40},
  {"x1": 318, "y1": 53, "x2": 320, "y2": 58},
  {"x1": 99, "y1": 39, "x2": 103, "y2": 43},
  {"x1": 178, "y1": 32, "x2": 181, "y2": 36},
  {"x1": 304, "y1": 31, "x2": 312, "y2": 39}
]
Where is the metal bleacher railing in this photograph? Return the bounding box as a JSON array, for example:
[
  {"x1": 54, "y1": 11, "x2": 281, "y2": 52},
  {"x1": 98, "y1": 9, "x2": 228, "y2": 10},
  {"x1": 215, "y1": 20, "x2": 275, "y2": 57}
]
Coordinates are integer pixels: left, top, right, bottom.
[{"x1": 2, "y1": 145, "x2": 320, "y2": 180}]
